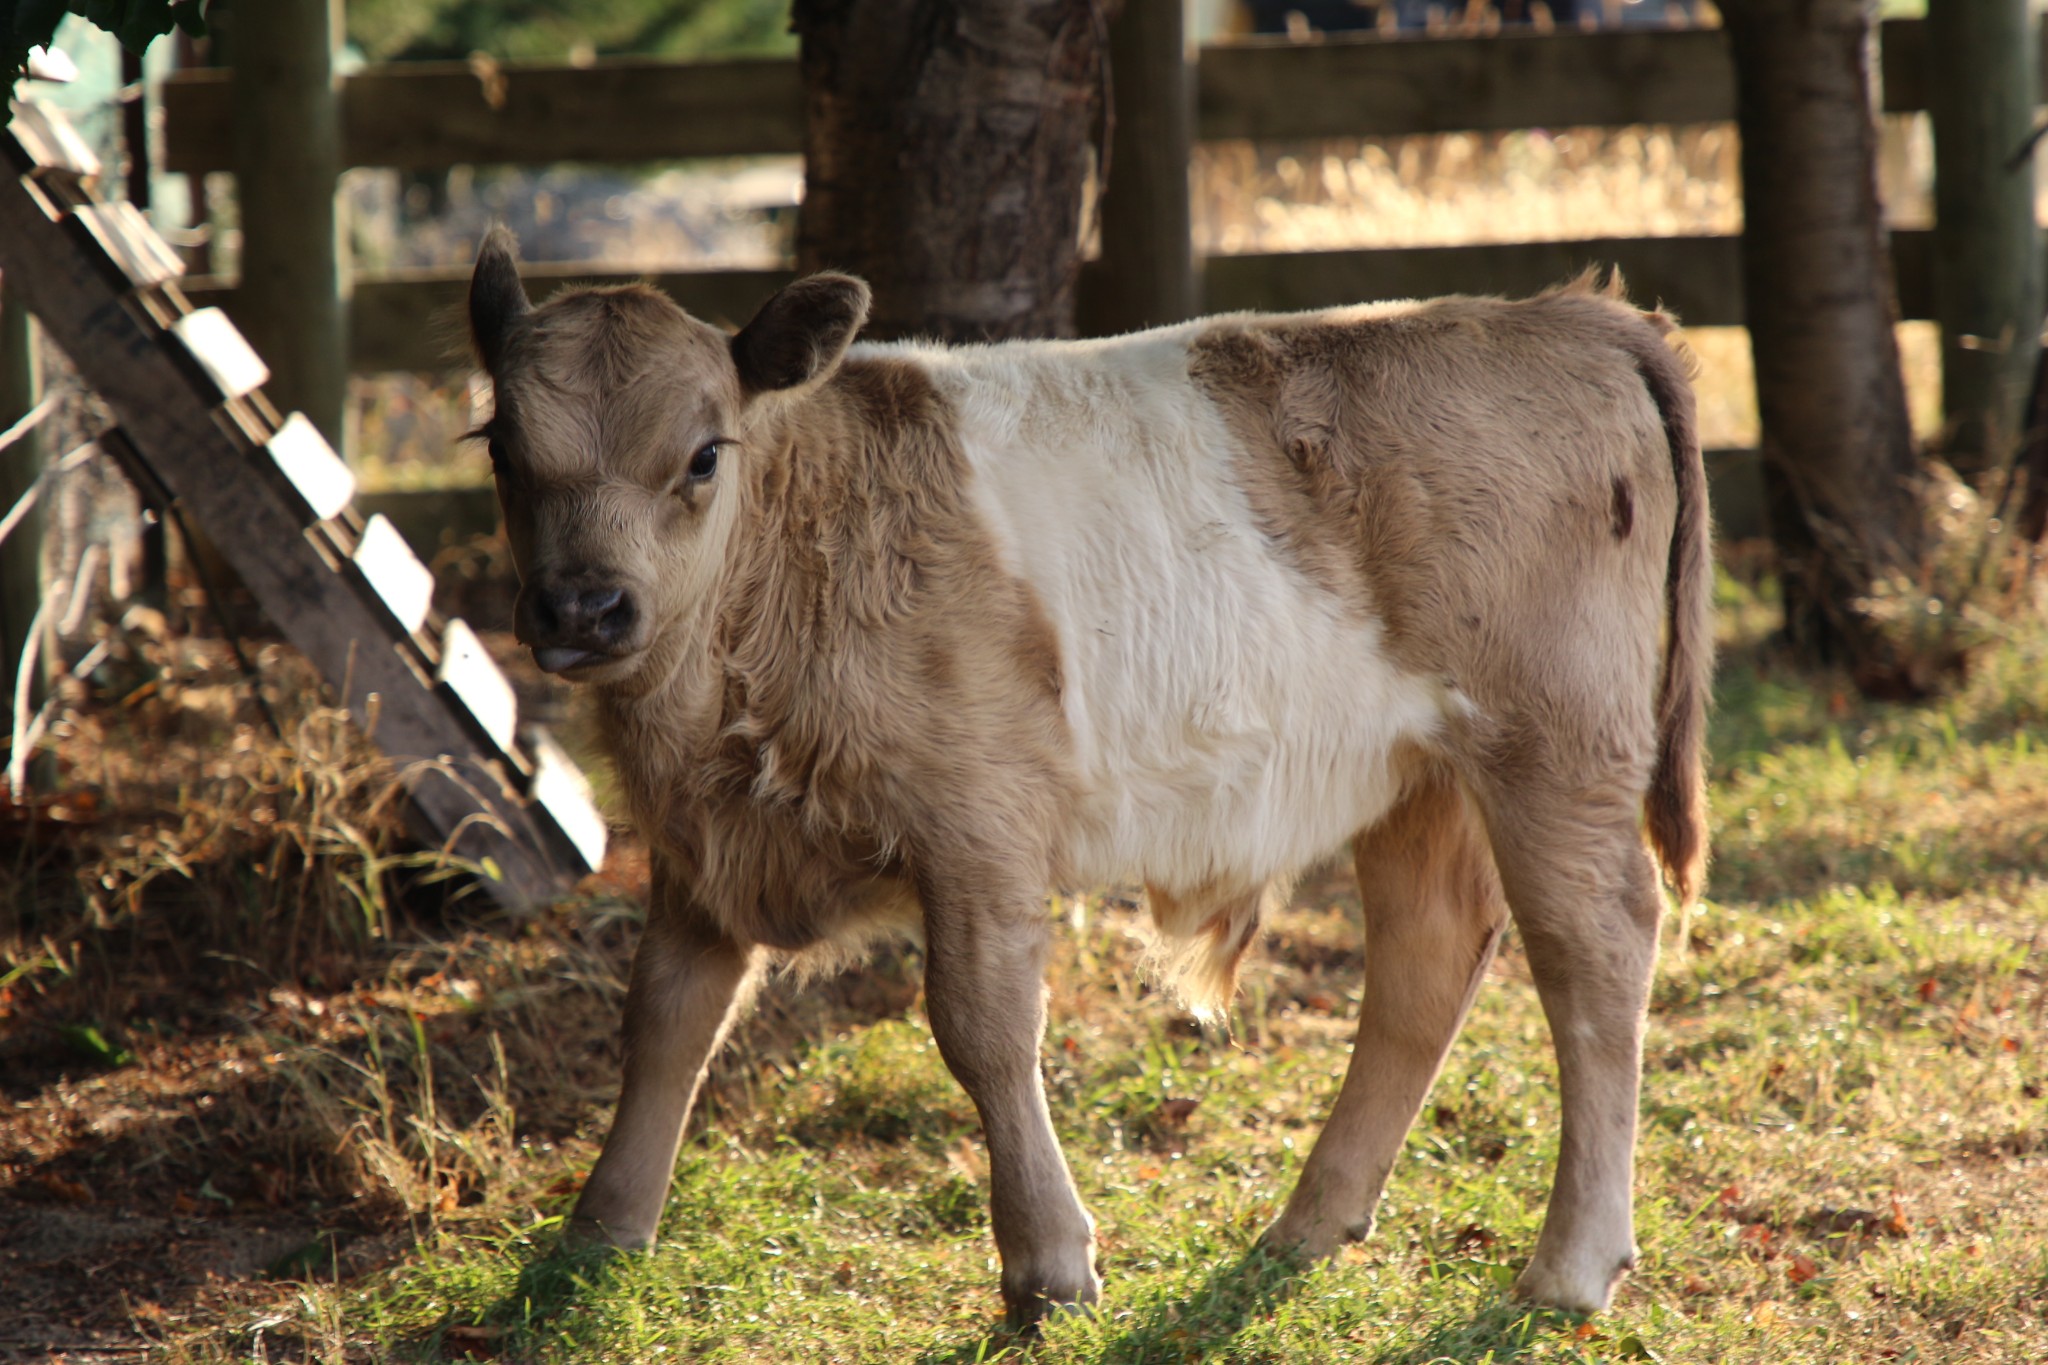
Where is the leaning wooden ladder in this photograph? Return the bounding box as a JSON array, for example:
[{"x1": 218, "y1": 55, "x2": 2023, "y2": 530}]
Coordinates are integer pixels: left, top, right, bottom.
[{"x1": 0, "y1": 99, "x2": 604, "y2": 908}]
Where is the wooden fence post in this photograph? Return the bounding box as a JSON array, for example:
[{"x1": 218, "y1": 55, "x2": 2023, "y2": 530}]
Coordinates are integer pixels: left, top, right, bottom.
[
  {"x1": 0, "y1": 281, "x2": 47, "y2": 785},
  {"x1": 1926, "y1": 0, "x2": 2043, "y2": 477},
  {"x1": 228, "y1": 0, "x2": 348, "y2": 451},
  {"x1": 1085, "y1": 0, "x2": 1196, "y2": 336}
]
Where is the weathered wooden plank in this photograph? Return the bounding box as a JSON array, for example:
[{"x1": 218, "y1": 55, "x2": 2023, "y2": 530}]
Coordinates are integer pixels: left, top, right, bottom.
[
  {"x1": 1922, "y1": 0, "x2": 2044, "y2": 472},
  {"x1": 352, "y1": 512, "x2": 436, "y2": 636},
  {"x1": 1878, "y1": 15, "x2": 2048, "y2": 113},
  {"x1": 526, "y1": 728, "x2": 608, "y2": 872},
  {"x1": 1198, "y1": 229, "x2": 1935, "y2": 328},
  {"x1": 184, "y1": 265, "x2": 795, "y2": 374},
  {"x1": 0, "y1": 162, "x2": 597, "y2": 903},
  {"x1": 436, "y1": 617, "x2": 519, "y2": 755},
  {"x1": 162, "y1": 57, "x2": 806, "y2": 175},
  {"x1": 1087, "y1": 0, "x2": 1197, "y2": 337},
  {"x1": 266, "y1": 411, "x2": 355, "y2": 522},
  {"x1": 72, "y1": 202, "x2": 183, "y2": 287},
  {"x1": 183, "y1": 232, "x2": 1940, "y2": 376},
  {"x1": 8, "y1": 98, "x2": 101, "y2": 179},
  {"x1": 160, "y1": 18, "x2": 2012, "y2": 180},
  {"x1": 170, "y1": 307, "x2": 269, "y2": 401},
  {"x1": 1198, "y1": 26, "x2": 1735, "y2": 142},
  {"x1": 229, "y1": 0, "x2": 347, "y2": 450}
]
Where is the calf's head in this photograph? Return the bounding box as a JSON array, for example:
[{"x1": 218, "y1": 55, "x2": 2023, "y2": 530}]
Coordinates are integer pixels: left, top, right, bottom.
[{"x1": 467, "y1": 228, "x2": 870, "y2": 683}]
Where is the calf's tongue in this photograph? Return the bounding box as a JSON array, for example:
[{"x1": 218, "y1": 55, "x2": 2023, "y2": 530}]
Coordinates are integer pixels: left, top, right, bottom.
[{"x1": 533, "y1": 646, "x2": 598, "y2": 674}]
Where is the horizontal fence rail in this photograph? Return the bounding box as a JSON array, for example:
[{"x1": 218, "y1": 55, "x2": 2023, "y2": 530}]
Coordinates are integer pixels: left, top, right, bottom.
[
  {"x1": 154, "y1": 16, "x2": 1988, "y2": 542},
  {"x1": 178, "y1": 233, "x2": 1936, "y2": 375},
  {"x1": 160, "y1": 18, "x2": 2012, "y2": 174}
]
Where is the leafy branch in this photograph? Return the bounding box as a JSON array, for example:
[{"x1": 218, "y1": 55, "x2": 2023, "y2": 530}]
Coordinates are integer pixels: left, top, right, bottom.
[{"x1": 6, "y1": 0, "x2": 211, "y2": 81}]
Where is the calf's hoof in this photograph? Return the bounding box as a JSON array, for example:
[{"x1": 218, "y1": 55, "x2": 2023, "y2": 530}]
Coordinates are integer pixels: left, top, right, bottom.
[
  {"x1": 562, "y1": 1212, "x2": 656, "y2": 1254},
  {"x1": 1002, "y1": 1261, "x2": 1102, "y2": 1333},
  {"x1": 1256, "y1": 1208, "x2": 1370, "y2": 1264},
  {"x1": 1510, "y1": 1248, "x2": 1634, "y2": 1314}
]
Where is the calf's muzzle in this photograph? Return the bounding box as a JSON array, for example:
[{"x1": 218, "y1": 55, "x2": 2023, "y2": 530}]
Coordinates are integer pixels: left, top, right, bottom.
[{"x1": 515, "y1": 577, "x2": 642, "y2": 674}]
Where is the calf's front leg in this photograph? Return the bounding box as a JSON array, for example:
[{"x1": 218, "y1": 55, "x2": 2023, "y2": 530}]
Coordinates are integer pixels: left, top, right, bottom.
[
  {"x1": 920, "y1": 874, "x2": 1099, "y2": 1328},
  {"x1": 573, "y1": 875, "x2": 757, "y2": 1250}
]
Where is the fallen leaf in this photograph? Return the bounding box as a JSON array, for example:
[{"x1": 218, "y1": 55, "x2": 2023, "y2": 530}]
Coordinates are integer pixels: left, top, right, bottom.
[
  {"x1": 443, "y1": 1323, "x2": 505, "y2": 1360},
  {"x1": 1136, "y1": 1163, "x2": 1163, "y2": 1180},
  {"x1": 1786, "y1": 1253, "x2": 1820, "y2": 1285},
  {"x1": 253, "y1": 1163, "x2": 291, "y2": 1207},
  {"x1": 1450, "y1": 1223, "x2": 1497, "y2": 1254},
  {"x1": 1750, "y1": 1300, "x2": 1783, "y2": 1327},
  {"x1": 1917, "y1": 977, "x2": 1939, "y2": 1002},
  {"x1": 41, "y1": 1173, "x2": 93, "y2": 1204}
]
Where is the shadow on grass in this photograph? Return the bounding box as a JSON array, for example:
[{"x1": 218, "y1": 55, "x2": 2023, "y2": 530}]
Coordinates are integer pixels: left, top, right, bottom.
[
  {"x1": 915, "y1": 1247, "x2": 1588, "y2": 1365},
  {"x1": 426, "y1": 1235, "x2": 628, "y2": 1359},
  {"x1": 1375, "y1": 1297, "x2": 1589, "y2": 1365},
  {"x1": 912, "y1": 1247, "x2": 1303, "y2": 1365}
]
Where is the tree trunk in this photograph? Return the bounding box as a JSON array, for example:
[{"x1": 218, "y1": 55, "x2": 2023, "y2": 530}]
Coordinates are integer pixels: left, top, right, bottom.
[
  {"x1": 792, "y1": 0, "x2": 1107, "y2": 343},
  {"x1": 227, "y1": 0, "x2": 348, "y2": 449},
  {"x1": 1721, "y1": 0, "x2": 1930, "y2": 693},
  {"x1": 1926, "y1": 0, "x2": 2043, "y2": 477}
]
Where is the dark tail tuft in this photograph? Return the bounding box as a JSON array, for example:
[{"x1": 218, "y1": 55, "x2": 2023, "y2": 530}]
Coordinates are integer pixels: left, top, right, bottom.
[{"x1": 1631, "y1": 326, "x2": 1713, "y2": 907}]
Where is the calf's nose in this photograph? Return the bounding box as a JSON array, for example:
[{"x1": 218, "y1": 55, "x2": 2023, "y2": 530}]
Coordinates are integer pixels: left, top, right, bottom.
[{"x1": 515, "y1": 579, "x2": 640, "y2": 672}]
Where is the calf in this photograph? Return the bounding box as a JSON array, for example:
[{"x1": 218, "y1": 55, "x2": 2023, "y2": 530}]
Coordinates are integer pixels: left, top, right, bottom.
[{"x1": 467, "y1": 230, "x2": 1711, "y2": 1326}]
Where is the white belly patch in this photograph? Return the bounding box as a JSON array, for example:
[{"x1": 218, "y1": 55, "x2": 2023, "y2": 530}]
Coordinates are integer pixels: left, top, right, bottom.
[{"x1": 920, "y1": 332, "x2": 1446, "y2": 895}]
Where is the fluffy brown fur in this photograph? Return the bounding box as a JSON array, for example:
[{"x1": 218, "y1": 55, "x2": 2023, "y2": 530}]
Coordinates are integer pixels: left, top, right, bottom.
[
  {"x1": 1187, "y1": 274, "x2": 1711, "y2": 911},
  {"x1": 469, "y1": 231, "x2": 1712, "y2": 1325}
]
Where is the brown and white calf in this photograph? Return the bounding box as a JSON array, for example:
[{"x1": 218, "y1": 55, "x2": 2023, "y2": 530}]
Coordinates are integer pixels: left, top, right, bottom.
[{"x1": 467, "y1": 229, "x2": 1711, "y2": 1326}]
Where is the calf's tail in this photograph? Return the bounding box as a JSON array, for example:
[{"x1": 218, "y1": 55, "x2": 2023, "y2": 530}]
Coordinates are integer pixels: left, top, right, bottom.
[{"x1": 1628, "y1": 317, "x2": 1713, "y2": 908}]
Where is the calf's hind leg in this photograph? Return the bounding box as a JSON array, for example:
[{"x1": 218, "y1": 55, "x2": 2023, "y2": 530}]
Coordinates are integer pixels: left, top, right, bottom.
[
  {"x1": 573, "y1": 870, "x2": 758, "y2": 1249},
  {"x1": 920, "y1": 867, "x2": 1099, "y2": 1328},
  {"x1": 1477, "y1": 782, "x2": 1662, "y2": 1312},
  {"x1": 1263, "y1": 767, "x2": 1508, "y2": 1257}
]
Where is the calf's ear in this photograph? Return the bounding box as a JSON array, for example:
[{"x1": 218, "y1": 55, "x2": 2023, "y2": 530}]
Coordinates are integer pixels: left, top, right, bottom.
[
  {"x1": 731, "y1": 274, "x2": 872, "y2": 394},
  {"x1": 469, "y1": 226, "x2": 531, "y2": 374}
]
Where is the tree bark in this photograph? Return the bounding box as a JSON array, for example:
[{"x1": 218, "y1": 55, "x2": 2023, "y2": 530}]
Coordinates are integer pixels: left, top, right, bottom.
[
  {"x1": 792, "y1": 0, "x2": 1108, "y2": 343},
  {"x1": 1926, "y1": 0, "x2": 2043, "y2": 477},
  {"x1": 1721, "y1": 0, "x2": 1930, "y2": 693}
]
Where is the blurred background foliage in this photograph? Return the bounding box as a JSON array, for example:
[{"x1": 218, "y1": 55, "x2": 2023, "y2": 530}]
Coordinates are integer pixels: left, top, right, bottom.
[{"x1": 341, "y1": 0, "x2": 795, "y2": 63}]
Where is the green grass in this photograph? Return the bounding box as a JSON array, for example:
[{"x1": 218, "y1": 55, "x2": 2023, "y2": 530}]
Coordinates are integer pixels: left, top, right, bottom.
[{"x1": 131, "y1": 579, "x2": 2048, "y2": 1361}]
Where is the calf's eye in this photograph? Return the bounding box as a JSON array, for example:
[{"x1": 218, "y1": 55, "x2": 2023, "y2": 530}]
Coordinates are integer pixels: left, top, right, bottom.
[{"x1": 687, "y1": 442, "x2": 720, "y2": 482}]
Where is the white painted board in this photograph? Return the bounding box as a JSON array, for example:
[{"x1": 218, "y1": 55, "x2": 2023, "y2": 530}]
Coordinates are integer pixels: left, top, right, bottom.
[{"x1": 352, "y1": 513, "x2": 434, "y2": 635}]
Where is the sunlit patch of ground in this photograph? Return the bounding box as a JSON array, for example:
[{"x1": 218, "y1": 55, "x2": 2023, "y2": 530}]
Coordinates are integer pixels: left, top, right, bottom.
[{"x1": 4, "y1": 574, "x2": 2046, "y2": 1362}]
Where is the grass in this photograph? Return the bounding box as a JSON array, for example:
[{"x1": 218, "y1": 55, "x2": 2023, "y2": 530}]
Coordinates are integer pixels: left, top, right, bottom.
[{"x1": 5, "y1": 568, "x2": 2045, "y2": 1364}]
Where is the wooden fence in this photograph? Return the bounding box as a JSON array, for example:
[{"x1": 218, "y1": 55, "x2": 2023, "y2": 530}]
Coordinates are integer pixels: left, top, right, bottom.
[{"x1": 152, "y1": 16, "x2": 2041, "y2": 535}]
